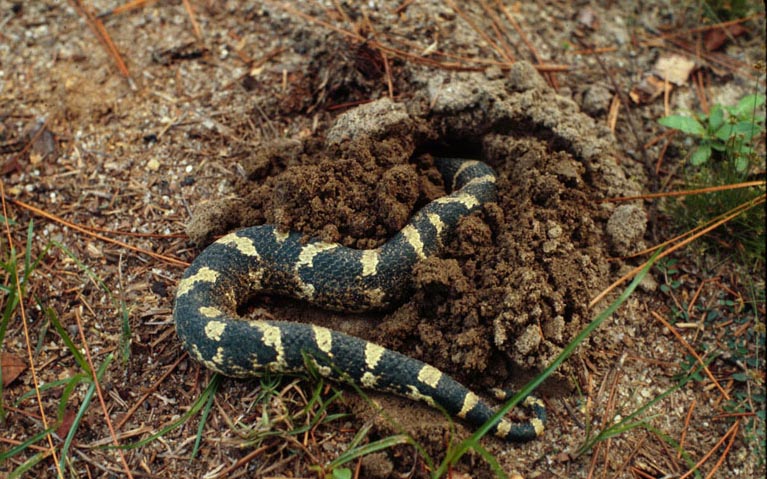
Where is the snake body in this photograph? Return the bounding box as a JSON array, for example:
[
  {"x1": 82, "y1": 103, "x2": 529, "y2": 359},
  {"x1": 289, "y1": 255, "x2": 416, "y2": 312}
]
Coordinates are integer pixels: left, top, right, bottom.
[{"x1": 173, "y1": 157, "x2": 545, "y2": 441}]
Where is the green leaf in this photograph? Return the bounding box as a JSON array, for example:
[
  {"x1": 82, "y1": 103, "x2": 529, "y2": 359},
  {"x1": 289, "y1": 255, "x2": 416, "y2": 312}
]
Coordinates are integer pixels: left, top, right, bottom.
[
  {"x1": 731, "y1": 121, "x2": 760, "y2": 142},
  {"x1": 708, "y1": 104, "x2": 725, "y2": 132},
  {"x1": 331, "y1": 468, "x2": 352, "y2": 479},
  {"x1": 710, "y1": 141, "x2": 726, "y2": 152},
  {"x1": 714, "y1": 123, "x2": 733, "y2": 142},
  {"x1": 690, "y1": 144, "x2": 711, "y2": 166},
  {"x1": 731, "y1": 372, "x2": 750, "y2": 382},
  {"x1": 734, "y1": 155, "x2": 749, "y2": 173},
  {"x1": 658, "y1": 115, "x2": 706, "y2": 136},
  {"x1": 738, "y1": 145, "x2": 754, "y2": 155},
  {"x1": 733, "y1": 94, "x2": 766, "y2": 118}
]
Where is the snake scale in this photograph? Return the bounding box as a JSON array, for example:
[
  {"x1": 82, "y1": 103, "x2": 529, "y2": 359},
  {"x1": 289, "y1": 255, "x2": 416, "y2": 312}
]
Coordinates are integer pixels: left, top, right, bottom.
[{"x1": 173, "y1": 157, "x2": 545, "y2": 442}]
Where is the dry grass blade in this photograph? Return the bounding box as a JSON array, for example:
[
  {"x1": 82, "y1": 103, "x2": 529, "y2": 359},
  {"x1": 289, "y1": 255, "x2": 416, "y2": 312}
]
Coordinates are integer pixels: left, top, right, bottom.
[
  {"x1": 653, "y1": 12, "x2": 764, "y2": 40},
  {"x1": 1, "y1": 118, "x2": 52, "y2": 176},
  {"x1": 651, "y1": 311, "x2": 730, "y2": 400},
  {"x1": 272, "y1": 0, "x2": 364, "y2": 42},
  {"x1": 601, "y1": 180, "x2": 766, "y2": 202},
  {"x1": 7, "y1": 197, "x2": 188, "y2": 268},
  {"x1": 98, "y1": 0, "x2": 160, "y2": 18},
  {"x1": 610, "y1": 435, "x2": 648, "y2": 479},
  {"x1": 216, "y1": 445, "x2": 271, "y2": 478},
  {"x1": 586, "y1": 368, "x2": 623, "y2": 479},
  {"x1": 630, "y1": 464, "x2": 660, "y2": 479},
  {"x1": 67, "y1": 0, "x2": 131, "y2": 78},
  {"x1": 495, "y1": 0, "x2": 558, "y2": 87},
  {"x1": 634, "y1": 12, "x2": 764, "y2": 80},
  {"x1": 704, "y1": 420, "x2": 739, "y2": 479},
  {"x1": 446, "y1": 0, "x2": 511, "y2": 63},
  {"x1": 620, "y1": 189, "x2": 765, "y2": 261},
  {"x1": 679, "y1": 420, "x2": 740, "y2": 479},
  {"x1": 356, "y1": 7, "x2": 394, "y2": 98},
  {"x1": 378, "y1": 33, "x2": 568, "y2": 72},
  {"x1": 114, "y1": 353, "x2": 187, "y2": 430},
  {"x1": 477, "y1": 0, "x2": 516, "y2": 62},
  {"x1": 678, "y1": 399, "x2": 696, "y2": 459},
  {"x1": 181, "y1": 0, "x2": 202, "y2": 40},
  {"x1": 569, "y1": 46, "x2": 618, "y2": 55},
  {"x1": 0, "y1": 437, "x2": 50, "y2": 453},
  {"x1": 656, "y1": 37, "x2": 757, "y2": 80},
  {"x1": 331, "y1": 0, "x2": 358, "y2": 35}
]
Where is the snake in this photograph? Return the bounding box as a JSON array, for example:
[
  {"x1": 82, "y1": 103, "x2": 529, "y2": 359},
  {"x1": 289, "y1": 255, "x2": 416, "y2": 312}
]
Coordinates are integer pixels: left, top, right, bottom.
[{"x1": 173, "y1": 157, "x2": 545, "y2": 442}]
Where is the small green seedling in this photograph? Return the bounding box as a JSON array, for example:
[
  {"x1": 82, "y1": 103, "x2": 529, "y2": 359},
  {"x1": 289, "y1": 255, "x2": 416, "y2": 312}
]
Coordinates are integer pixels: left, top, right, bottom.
[{"x1": 659, "y1": 94, "x2": 765, "y2": 172}]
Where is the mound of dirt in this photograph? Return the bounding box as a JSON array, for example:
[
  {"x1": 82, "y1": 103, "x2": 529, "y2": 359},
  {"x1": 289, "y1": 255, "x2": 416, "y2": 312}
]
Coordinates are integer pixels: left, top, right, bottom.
[{"x1": 184, "y1": 61, "x2": 645, "y2": 448}]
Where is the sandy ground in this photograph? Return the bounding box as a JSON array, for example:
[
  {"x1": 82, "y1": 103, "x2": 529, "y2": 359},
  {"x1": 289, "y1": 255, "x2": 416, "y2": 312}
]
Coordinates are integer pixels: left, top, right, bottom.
[{"x1": 1, "y1": 1, "x2": 764, "y2": 478}]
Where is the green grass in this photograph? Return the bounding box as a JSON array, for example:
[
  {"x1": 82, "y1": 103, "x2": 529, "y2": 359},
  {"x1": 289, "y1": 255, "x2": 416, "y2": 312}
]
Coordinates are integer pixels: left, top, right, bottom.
[
  {"x1": 0, "y1": 220, "x2": 127, "y2": 476},
  {"x1": 115, "y1": 373, "x2": 221, "y2": 457},
  {"x1": 659, "y1": 93, "x2": 766, "y2": 267},
  {"x1": 1, "y1": 221, "x2": 53, "y2": 422}
]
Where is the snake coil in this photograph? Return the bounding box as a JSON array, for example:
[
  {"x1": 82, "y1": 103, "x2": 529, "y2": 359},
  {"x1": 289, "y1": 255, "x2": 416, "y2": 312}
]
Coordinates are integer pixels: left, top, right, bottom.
[{"x1": 174, "y1": 157, "x2": 545, "y2": 442}]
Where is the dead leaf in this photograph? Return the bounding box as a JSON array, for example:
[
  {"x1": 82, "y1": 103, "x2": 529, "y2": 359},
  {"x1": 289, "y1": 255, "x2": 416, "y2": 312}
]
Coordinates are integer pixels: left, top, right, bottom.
[
  {"x1": 629, "y1": 74, "x2": 672, "y2": 105},
  {"x1": 654, "y1": 54, "x2": 696, "y2": 86},
  {"x1": 705, "y1": 24, "x2": 747, "y2": 52},
  {"x1": 56, "y1": 408, "x2": 77, "y2": 438},
  {"x1": 1, "y1": 352, "x2": 27, "y2": 387},
  {"x1": 24, "y1": 119, "x2": 58, "y2": 166}
]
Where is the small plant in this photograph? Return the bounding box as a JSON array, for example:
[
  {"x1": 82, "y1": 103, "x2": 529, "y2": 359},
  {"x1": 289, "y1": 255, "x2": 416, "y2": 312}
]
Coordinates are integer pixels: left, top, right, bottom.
[
  {"x1": 658, "y1": 93, "x2": 765, "y2": 172},
  {"x1": 658, "y1": 93, "x2": 766, "y2": 266},
  {"x1": 656, "y1": 257, "x2": 682, "y2": 294}
]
